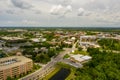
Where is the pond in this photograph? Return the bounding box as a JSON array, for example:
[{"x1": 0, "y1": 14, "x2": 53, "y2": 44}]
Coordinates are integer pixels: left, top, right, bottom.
[{"x1": 49, "y1": 68, "x2": 70, "y2": 80}]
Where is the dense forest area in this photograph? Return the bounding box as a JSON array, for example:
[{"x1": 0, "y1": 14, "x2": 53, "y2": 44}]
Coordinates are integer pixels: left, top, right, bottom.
[
  {"x1": 75, "y1": 48, "x2": 120, "y2": 80},
  {"x1": 98, "y1": 39, "x2": 120, "y2": 51}
]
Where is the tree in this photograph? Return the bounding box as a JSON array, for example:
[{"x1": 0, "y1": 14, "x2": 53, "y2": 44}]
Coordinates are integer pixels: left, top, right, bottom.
[
  {"x1": 75, "y1": 48, "x2": 120, "y2": 80},
  {"x1": 7, "y1": 76, "x2": 14, "y2": 80},
  {"x1": 98, "y1": 39, "x2": 120, "y2": 51},
  {"x1": 78, "y1": 47, "x2": 83, "y2": 51}
]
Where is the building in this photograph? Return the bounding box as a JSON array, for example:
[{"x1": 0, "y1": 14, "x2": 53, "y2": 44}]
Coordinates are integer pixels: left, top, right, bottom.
[
  {"x1": 80, "y1": 35, "x2": 100, "y2": 49},
  {"x1": 0, "y1": 56, "x2": 33, "y2": 80},
  {"x1": 31, "y1": 38, "x2": 40, "y2": 42},
  {"x1": 70, "y1": 54, "x2": 92, "y2": 63},
  {"x1": 1, "y1": 37, "x2": 23, "y2": 41}
]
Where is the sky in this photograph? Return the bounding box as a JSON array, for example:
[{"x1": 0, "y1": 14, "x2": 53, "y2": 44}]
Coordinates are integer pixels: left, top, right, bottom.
[{"x1": 0, "y1": 0, "x2": 120, "y2": 27}]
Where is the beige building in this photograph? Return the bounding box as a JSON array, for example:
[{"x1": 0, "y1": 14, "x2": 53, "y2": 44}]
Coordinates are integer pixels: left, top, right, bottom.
[{"x1": 0, "y1": 56, "x2": 33, "y2": 80}]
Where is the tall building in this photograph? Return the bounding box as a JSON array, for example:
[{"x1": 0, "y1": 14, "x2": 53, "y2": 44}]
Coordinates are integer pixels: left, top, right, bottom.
[{"x1": 0, "y1": 56, "x2": 33, "y2": 80}]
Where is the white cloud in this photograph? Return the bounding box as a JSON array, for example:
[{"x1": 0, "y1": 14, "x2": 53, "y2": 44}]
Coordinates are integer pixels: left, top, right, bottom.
[
  {"x1": 50, "y1": 5, "x2": 63, "y2": 15},
  {"x1": 50, "y1": 4, "x2": 72, "y2": 17},
  {"x1": 78, "y1": 8, "x2": 85, "y2": 16},
  {"x1": 0, "y1": 0, "x2": 120, "y2": 27},
  {"x1": 66, "y1": 5, "x2": 72, "y2": 12}
]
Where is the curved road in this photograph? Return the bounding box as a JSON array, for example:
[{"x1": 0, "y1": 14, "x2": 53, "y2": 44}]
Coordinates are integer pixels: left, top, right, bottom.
[{"x1": 20, "y1": 48, "x2": 73, "y2": 80}]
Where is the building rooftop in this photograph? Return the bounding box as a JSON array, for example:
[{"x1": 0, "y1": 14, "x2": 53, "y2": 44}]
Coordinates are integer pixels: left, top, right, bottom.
[
  {"x1": 71, "y1": 54, "x2": 83, "y2": 58},
  {"x1": 80, "y1": 35, "x2": 96, "y2": 38},
  {"x1": 71, "y1": 54, "x2": 92, "y2": 62},
  {"x1": 81, "y1": 56, "x2": 92, "y2": 60},
  {"x1": 0, "y1": 56, "x2": 32, "y2": 70},
  {"x1": 71, "y1": 54, "x2": 84, "y2": 62},
  {"x1": 31, "y1": 38, "x2": 40, "y2": 42},
  {"x1": 1, "y1": 37, "x2": 23, "y2": 40}
]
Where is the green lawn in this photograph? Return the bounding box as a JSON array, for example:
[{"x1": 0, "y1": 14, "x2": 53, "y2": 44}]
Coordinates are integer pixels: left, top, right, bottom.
[
  {"x1": 65, "y1": 68, "x2": 76, "y2": 80},
  {"x1": 71, "y1": 50, "x2": 89, "y2": 55},
  {"x1": 63, "y1": 54, "x2": 70, "y2": 59}
]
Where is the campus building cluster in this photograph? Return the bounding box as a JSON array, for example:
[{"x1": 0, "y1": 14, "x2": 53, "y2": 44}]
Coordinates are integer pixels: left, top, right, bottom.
[{"x1": 80, "y1": 35, "x2": 100, "y2": 50}]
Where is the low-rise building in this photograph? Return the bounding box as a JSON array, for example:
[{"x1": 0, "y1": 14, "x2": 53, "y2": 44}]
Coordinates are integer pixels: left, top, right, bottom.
[
  {"x1": 70, "y1": 54, "x2": 92, "y2": 63},
  {"x1": 31, "y1": 38, "x2": 40, "y2": 42},
  {"x1": 1, "y1": 37, "x2": 23, "y2": 41},
  {"x1": 0, "y1": 56, "x2": 33, "y2": 80}
]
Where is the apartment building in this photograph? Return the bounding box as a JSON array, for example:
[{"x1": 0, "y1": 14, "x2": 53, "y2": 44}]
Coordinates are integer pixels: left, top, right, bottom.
[{"x1": 0, "y1": 56, "x2": 33, "y2": 80}]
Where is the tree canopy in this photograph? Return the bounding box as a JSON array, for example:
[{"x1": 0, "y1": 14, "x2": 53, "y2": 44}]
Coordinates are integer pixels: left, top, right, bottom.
[
  {"x1": 75, "y1": 48, "x2": 120, "y2": 80},
  {"x1": 98, "y1": 38, "x2": 120, "y2": 51}
]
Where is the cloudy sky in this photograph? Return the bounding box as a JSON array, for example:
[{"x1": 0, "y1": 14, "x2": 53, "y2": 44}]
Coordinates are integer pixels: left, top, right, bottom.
[{"x1": 0, "y1": 0, "x2": 120, "y2": 27}]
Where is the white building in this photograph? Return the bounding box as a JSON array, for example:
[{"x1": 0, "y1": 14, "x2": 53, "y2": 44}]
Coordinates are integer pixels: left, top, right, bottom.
[
  {"x1": 31, "y1": 38, "x2": 40, "y2": 42},
  {"x1": 70, "y1": 54, "x2": 92, "y2": 63},
  {"x1": 80, "y1": 35, "x2": 100, "y2": 49}
]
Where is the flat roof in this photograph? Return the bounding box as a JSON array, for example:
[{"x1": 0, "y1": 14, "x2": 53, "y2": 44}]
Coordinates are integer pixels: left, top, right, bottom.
[
  {"x1": 71, "y1": 54, "x2": 84, "y2": 62},
  {"x1": 0, "y1": 56, "x2": 32, "y2": 70},
  {"x1": 71, "y1": 54, "x2": 92, "y2": 62},
  {"x1": 81, "y1": 56, "x2": 92, "y2": 60},
  {"x1": 1, "y1": 37, "x2": 23, "y2": 40},
  {"x1": 80, "y1": 36, "x2": 96, "y2": 39},
  {"x1": 71, "y1": 54, "x2": 83, "y2": 58}
]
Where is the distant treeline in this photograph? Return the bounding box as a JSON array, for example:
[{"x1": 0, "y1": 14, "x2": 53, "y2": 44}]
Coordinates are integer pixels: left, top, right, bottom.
[{"x1": 0, "y1": 27, "x2": 120, "y2": 32}]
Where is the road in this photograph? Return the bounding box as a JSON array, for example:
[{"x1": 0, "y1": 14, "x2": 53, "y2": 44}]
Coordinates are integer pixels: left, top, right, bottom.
[
  {"x1": 20, "y1": 41, "x2": 78, "y2": 80},
  {"x1": 20, "y1": 47, "x2": 75, "y2": 80},
  {"x1": 100, "y1": 49, "x2": 120, "y2": 54}
]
